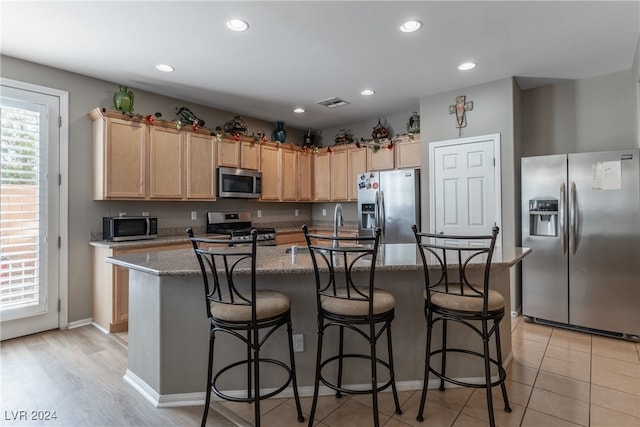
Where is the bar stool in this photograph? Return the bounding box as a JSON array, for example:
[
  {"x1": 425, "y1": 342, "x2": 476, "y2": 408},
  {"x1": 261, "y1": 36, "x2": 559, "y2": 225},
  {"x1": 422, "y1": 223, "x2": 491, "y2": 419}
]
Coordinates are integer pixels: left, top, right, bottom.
[
  {"x1": 187, "y1": 228, "x2": 304, "y2": 427},
  {"x1": 302, "y1": 225, "x2": 402, "y2": 427},
  {"x1": 412, "y1": 225, "x2": 510, "y2": 427}
]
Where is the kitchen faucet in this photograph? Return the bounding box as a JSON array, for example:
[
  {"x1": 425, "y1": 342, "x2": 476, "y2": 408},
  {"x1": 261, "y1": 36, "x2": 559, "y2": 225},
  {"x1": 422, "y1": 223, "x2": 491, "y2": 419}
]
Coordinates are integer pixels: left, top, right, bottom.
[{"x1": 333, "y1": 203, "x2": 344, "y2": 248}]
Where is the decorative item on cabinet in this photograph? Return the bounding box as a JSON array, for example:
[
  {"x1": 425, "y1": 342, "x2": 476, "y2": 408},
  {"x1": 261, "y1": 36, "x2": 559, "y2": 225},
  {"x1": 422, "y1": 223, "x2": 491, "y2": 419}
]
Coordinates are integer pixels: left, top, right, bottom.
[
  {"x1": 371, "y1": 118, "x2": 389, "y2": 141},
  {"x1": 334, "y1": 129, "x2": 353, "y2": 145},
  {"x1": 272, "y1": 121, "x2": 287, "y2": 143},
  {"x1": 223, "y1": 115, "x2": 248, "y2": 135},
  {"x1": 175, "y1": 107, "x2": 205, "y2": 129},
  {"x1": 407, "y1": 111, "x2": 420, "y2": 134},
  {"x1": 303, "y1": 129, "x2": 315, "y2": 148},
  {"x1": 113, "y1": 85, "x2": 135, "y2": 113}
]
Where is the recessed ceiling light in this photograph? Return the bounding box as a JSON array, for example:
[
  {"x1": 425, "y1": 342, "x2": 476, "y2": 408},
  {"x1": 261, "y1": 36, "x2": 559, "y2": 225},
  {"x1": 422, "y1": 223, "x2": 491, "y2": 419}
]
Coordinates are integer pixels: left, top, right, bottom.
[
  {"x1": 400, "y1": 20, "x2": 422, "y2": 33},
  {"x1": 458, "y1": 62, "x2": 476, "y2": 71},
  {"x1": 156, "y1": 64, "x2": 175, "y2": 72},
  {"x1": 361, "y1": 89, "x2": 375, "y2": 96},
  {"x1": 293, "y1": 108, "x2": 305, "y2": 114},
  {"x1": 226, "y1": 18, "x2": 249, "y2": 32}
]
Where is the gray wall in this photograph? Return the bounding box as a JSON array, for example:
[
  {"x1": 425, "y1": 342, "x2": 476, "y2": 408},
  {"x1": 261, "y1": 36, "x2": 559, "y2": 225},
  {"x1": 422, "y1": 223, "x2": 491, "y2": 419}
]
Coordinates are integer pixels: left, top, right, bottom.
[
  {"x1": 0, "y1": 55, "x2": 308, "y2": 323},
  {"x1": 318, "y1": 108, "x2": 419, "y2": 147},
  {"x1": 419, "y1": 78, "x2": 519, "y2": 251},
  {"x1": 521, "y1": 70, "x2": 637, "y2": 156}
]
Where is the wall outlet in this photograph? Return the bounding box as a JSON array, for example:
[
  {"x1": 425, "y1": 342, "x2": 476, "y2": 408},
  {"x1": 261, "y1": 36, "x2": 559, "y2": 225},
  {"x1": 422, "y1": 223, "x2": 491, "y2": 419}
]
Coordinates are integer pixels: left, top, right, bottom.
[
  {"x1": 293, "y1": 334, "x2": 304, "y2": 352},
  {"x1": 118, "y1": 212, "x2": 127, "y2": 217},
  {"x1": 322, "y1": 209, "x2": 326, "y2": 216},
  {"x1": 141, "y1": 211, "x2": 149, "y2": 217},
  {"x1": 294, "y1": 209, "x2": 299, "y2": 216},
  {"x1": 191, "y1": 211, "x2": 197, "y2": 221},
  {"x1": 257, "y1": 210, "x2": 262, "y2": 218}
]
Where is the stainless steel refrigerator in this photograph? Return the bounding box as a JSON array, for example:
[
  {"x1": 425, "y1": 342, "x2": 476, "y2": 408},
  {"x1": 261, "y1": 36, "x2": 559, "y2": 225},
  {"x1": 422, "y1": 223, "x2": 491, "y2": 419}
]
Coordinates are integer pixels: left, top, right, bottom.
[
  {"x1": 357, "y1": 169, "x2": 420, "y2": 244},
  {"x1": 521, "y1": 149, "x2": 640, "y2": 340}
]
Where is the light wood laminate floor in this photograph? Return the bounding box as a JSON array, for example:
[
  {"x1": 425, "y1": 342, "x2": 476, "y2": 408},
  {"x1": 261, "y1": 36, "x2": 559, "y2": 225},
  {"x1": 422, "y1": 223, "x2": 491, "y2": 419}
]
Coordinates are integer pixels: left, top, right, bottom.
[
  {"x1": 2, "y1": 318, "x2": 639, "y2": 426},
  {"x1": 0, "y1": 325, "x2": 236, "y2": 427}
]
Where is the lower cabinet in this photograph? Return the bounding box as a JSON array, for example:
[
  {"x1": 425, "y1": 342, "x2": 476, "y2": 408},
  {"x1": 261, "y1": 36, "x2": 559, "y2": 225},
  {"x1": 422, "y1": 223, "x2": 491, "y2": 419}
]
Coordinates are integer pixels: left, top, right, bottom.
[{"x1": 91, "y1": 242, "x2": 191, "y2": 333}]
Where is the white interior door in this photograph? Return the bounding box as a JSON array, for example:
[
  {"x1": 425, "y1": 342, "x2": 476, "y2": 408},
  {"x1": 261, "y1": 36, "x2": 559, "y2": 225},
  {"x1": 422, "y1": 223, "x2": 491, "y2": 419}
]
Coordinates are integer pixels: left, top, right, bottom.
[
  {"x1": 1, "y1": 81, "x2": 66, "y2": 340},
  {"x1": 429, "y1": 134, "x2": 501, "y2": 243}
]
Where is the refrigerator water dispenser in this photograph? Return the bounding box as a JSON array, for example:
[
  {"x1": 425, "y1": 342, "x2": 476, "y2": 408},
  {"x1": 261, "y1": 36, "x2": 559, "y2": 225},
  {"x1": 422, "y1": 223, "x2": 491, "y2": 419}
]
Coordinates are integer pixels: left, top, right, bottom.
[
  {"x1": 360, "y1": 203, "x2": 376, "y2": 229},
  {"x1": 529, "y1": 199, "x2": 558, "y2": 237}
]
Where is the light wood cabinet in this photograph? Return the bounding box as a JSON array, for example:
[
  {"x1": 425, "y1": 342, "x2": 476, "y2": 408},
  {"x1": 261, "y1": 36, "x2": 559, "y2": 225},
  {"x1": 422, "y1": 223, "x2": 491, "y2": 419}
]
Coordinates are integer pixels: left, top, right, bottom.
[
  {"x1": 394, "y1": 135, "x2": 421, "y2": 169},
  {"x1": 368, "y1": 143, "x2": 395, "y2": 171},
  {"x1": 330, "y1": 147, "x2": 349, "y2": 201},
  {"x1": 281, "y1": 146, "x2": 298, "y2": 201},
  {"x1": 260, "y1": 143, "x2": 281, "y2": 201},
  {"x1": 313, "y1": 149, "x2": 331, "y2": 201},
  {"x1": 297, "y1": 151, "x2": 313, "y2": 201},
  {"x1": 91, "y1": 242, "x2": 191, "y2": 333},
  {"x1": 240, "y1": 141, "x2": 261, "y2": 170},
  {"x1": 348, "y1": 146, "x2": 368, "y2": 200},
  {"x1": 90, "y1": 109, "x2": 147, "y2": 200},
  {"x1": 186, "y1": 133, "x2": 217, "y2": 200},
  {"x1": 149, "y1": 126, "x2": 184, "y2": 199},
  {"x1": 217, "y1": 137, "x2": 241, "y2": 168}
]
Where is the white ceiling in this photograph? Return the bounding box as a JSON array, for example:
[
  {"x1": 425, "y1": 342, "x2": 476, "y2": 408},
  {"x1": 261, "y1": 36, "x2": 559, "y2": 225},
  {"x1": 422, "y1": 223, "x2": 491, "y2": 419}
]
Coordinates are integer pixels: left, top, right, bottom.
[{"x1": 1, "y1": 1, "x2": 639, "y2": 130}]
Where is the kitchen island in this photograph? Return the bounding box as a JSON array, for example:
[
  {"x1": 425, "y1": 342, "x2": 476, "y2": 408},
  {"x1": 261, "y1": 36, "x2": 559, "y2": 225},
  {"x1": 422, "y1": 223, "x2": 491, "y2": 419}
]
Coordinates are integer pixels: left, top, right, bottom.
[{"x1": 106, "y1": 243, "x2": 530, "y2": 407}]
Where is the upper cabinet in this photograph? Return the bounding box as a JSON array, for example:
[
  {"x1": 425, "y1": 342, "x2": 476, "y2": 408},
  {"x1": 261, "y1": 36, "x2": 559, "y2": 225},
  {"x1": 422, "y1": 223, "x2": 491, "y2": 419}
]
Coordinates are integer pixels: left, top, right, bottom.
[
  {"x1": 297, "y1": 151, "x2": 313, "y2": 201},
  {"x1": 367, "y1": 143, "x2": 395, "y2": 171},
  {"x1": 330, "y1": 146, "x2": 349, "y2": 201},
  {"x1": 149, "y1": 126, "x2": 184, "y2": 199},
  {"x1": 394, "y1": 134, "x2": 421, "y2": 169},
  {"x1": 313, "y1": 149, "x2": 331, "y2": 201},
  {"x1": 186, "y1": 133, "x2": 217, "y2": 200},
  {"x1": 90, "y1": 108, "x2": 216, "y2": 201},
  {"x1": 91, "y1": 109, "x2": 147, "y2": 200},
  {"x1": 348, "y1": 146, "x2": 368, "y2": 201},
  {"x1": 260, "y1": 142, "x2": 281, "y2": 201}
]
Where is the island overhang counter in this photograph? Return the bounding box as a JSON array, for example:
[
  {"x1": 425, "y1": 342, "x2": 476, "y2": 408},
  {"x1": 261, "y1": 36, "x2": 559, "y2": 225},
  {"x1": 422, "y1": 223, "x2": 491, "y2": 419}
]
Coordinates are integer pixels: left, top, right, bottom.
[{"x1": 106, "y1": 243, "x2": 530, "y2": 407}]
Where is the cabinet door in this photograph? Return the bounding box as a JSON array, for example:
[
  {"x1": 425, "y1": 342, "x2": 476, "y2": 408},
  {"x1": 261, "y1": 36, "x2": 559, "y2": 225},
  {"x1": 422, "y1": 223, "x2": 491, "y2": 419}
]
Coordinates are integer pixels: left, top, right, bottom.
[
  {"x1": 186, "y1": 133, "x2": 216, "y2": 200},
  {"x1": 149, "y1": 126, "x2": 184, "y2": 199},
  {"x1": 218, "y1": 138, "x2": 240, "y2": 168},
  {"x1": 395, "y1": 136, "x2": 421, "y2": 169},
  {"x1": 368, "y1": 143, "x2": 395, "y2": 170},
  {"x1": 331, "y1": 148, "x2": 349, "y2": 201},
  {"x1": 104, "y1": 118, "x2": 147, "y2": 199},
  {"x1": 313, "y1": 150, "x2": 331, "y2": 201},
  {"x1": 113, "y1": 266, "x2": 129, "y2": 327},
  {"x1": 260, "y1": 143, "x2": 281, "y2": 200},
  {"x1": 348, "y1": 146, "x2": 368, "y2": 200},
  {"x1": 297, "y1": 151, "x2": 313, "y2": 201},
  {"x1": 240, "y1": 141, "x2": 261, "y2": 170},
  {"x1": 281, "y1": 147, "x2": 297, "y2": 201}
]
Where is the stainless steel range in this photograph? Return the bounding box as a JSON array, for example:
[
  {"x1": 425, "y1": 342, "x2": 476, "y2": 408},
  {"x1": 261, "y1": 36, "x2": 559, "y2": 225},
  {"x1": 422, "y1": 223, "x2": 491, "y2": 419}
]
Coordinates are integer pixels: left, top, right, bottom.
[{"x1": 206, "y1": 211, "x2": 276, "y2": 245}]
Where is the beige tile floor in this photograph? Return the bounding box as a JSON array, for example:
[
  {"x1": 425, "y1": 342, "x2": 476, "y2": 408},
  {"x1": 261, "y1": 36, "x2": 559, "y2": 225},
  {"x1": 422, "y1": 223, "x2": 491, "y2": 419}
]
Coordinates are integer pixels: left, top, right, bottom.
[{"x1": 219, "y1": 316, "x2": 640, "y2": 427}]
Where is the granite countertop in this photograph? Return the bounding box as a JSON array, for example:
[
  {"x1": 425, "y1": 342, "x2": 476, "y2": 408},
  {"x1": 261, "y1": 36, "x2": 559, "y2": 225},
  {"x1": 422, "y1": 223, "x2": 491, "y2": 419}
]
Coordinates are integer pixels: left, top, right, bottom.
[{"x1": 106, "y1": 244, "x2": 531, "y2": 277}]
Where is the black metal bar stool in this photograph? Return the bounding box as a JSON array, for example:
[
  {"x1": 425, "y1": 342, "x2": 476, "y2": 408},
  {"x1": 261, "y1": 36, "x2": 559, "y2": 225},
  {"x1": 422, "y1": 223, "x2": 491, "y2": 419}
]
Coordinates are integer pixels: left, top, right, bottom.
[
  {"x1": 412, "y1": 225, "x2": 510, "y2": 427},
  {"x1": 302, "y1": 225, "x2": 402, "y2": 427},
  {"x1": 187, "y1": 228, "x2": 304, "y2": 427}
]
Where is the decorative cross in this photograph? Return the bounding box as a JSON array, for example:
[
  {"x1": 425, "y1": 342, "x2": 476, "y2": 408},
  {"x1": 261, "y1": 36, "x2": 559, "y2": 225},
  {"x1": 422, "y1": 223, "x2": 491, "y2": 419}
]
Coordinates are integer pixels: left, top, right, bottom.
[{"x1": 449, "y1": 95, "x2": 474, "y2": 137}]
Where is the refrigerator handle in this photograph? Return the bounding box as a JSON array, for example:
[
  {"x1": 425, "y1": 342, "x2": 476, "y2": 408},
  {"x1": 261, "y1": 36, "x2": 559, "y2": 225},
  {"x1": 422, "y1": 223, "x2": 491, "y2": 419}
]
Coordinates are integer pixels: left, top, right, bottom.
[
  {"x1": 380, "y1": 190, "x2": 386, "y2": 239},
  {"x1": 559, "y1": 182, "x2": 567, "y2": 254},
  {"x1": 374, "y1": 190, "x2": 380, "y2": 229},
  {"x1": 569, "y1": 181, "x2": 577, "y2": 255}
]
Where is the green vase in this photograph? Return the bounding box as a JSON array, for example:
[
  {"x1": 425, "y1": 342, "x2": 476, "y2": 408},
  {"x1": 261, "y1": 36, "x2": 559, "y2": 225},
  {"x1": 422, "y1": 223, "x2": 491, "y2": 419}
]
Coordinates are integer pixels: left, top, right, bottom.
[
  {"x1": 113, "y1": 85, "x2": 134, "y2": 113},
  {"x1": 272, "y1": 121, "x2": 287, "y2": 143}
]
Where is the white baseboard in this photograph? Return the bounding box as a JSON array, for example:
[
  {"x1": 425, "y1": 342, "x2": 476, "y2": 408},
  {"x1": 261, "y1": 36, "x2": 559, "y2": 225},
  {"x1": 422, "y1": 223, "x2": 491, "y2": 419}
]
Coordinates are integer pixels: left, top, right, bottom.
[
  {"x1": 121, "y1": 375, "x2": 504, "y2": 408},
  {"x1": 67, "y1": 318, "x2": 93, "y2": 329},
  {"x1": 90, "y1": 321, "x2": 110, "y2": 334}
]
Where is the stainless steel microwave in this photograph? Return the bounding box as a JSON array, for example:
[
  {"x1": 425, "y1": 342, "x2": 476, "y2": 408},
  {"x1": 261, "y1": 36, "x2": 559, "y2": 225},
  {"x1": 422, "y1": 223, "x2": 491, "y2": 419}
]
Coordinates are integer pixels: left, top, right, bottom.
[
  {"x1": 218, "y1": 167, "x2": 262, "y2": 198},
  {"x1": 103, "y1": 216, "x2": 158, "y2": 241}
]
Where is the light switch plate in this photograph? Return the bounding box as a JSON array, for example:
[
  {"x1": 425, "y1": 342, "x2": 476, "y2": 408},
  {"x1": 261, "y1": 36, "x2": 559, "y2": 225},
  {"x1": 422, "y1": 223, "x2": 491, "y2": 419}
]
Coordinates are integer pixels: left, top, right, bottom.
[{"x1": 191, "y1": 211, "x2": 197, "y2": 220}]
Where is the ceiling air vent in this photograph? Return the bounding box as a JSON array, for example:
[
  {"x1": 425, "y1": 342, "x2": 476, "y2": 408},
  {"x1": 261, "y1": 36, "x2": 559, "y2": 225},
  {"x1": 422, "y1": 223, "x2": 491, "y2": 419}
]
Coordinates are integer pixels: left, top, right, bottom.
[{"x1": 316, "y1": 97, "x2": 350, "y2": 108}]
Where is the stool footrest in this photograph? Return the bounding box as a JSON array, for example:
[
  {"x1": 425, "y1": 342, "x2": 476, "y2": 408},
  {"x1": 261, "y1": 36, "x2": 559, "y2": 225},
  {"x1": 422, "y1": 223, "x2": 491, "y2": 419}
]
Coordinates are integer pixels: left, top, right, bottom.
[
  {"x1": 319, "y1": 353, "x2": 396, "y2": 395},
  {"x1": 428, "y1": 348, "x2": 508, "y2": 388},
  {"x1": 211, "y1": 358, "x2": 294, "y2": 402}
]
